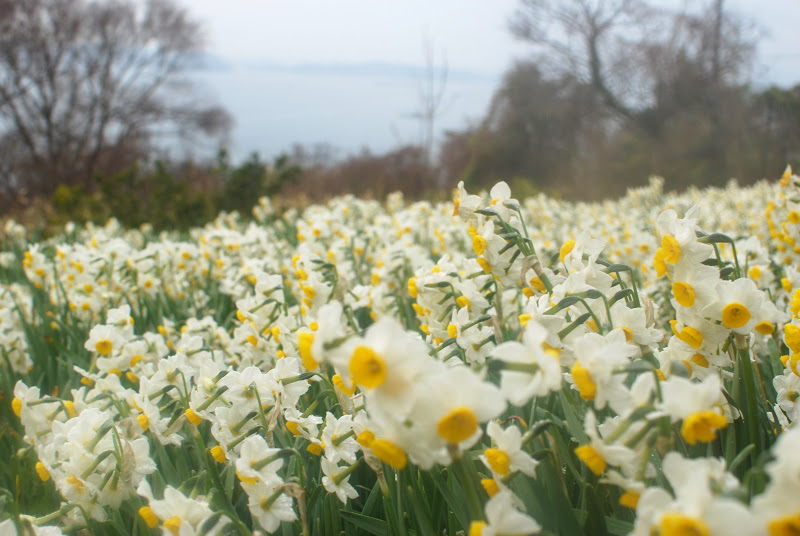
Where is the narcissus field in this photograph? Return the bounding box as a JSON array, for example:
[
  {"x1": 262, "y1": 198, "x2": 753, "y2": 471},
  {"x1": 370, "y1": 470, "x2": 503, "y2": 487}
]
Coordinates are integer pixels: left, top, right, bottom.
[{"x1": 2, "y1": 171, "x2": 800, "y2": 536}]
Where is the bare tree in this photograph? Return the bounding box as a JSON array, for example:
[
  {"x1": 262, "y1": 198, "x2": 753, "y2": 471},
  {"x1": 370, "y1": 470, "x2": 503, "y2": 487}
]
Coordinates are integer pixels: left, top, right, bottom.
[
  {"x1": 412, "y1": 35, "x2": 448, "y2": 172},
  {"x1": 509, "y1": 0, "x2": 757, "y2": 137},
  {"x1": 509, "y1": 0, "x2": 653, "y2": 122},
  {"x1": 0, "y1": 0, "x2": 231, "y2": 198}
]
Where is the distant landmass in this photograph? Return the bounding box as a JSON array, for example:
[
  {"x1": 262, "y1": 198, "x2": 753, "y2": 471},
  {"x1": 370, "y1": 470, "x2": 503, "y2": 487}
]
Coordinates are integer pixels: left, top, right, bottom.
[{"x1": 192, "y1": 54, "x2": 495, "y2": 83}]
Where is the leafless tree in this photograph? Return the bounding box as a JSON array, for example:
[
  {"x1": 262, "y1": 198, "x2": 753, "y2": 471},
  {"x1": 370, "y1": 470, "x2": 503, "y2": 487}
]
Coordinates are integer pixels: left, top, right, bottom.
[
  {"x1": 509, "y1": 0, "x2": 653, "y2": 122},
  {"x1": 413, "y1": 35, "x2": 448, "y2": 171},
  {"x1": 509, "y1": 0, "x2": 757, "y2": 137},
  {"x1": 0, "y1": 0, "x2": 231, "y2": 198}
]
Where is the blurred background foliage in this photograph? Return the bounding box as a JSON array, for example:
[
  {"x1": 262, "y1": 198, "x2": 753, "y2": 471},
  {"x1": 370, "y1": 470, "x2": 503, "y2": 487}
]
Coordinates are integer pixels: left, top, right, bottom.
[{"x1": 0, "y1": 0, "x2": 798, "y2": 231}]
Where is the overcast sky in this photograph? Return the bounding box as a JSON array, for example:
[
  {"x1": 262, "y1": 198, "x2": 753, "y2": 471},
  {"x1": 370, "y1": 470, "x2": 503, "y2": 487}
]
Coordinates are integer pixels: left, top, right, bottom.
[{"x1": 176, "y1": 0, "x2": 800, "y2": 161}]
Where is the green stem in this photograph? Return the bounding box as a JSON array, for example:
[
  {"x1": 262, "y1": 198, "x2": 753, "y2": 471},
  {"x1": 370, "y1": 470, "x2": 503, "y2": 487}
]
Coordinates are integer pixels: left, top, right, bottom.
[
  {"x1": 452, "y1": 451, "x2": 484, "y2": 523},
  {"x1": 333, "y1": 457, "x2": 363, "y2": 485},
  {"x1": 195, "y1": 385, "x2": 229, "y2": 412}
]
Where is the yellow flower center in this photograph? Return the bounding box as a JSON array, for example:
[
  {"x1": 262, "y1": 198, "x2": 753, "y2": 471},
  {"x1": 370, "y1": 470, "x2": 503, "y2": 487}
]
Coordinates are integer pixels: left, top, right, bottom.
[
  {"x1": 676, "y1": 325, "x2": 703, "y2": 349},
  {"x1": 680, "y1": 410, "x2": 728, "y2": 445},
  {"x1": 756, "y1": 321, "x2": 775, "y2": 335},
  {"x1": 350, "y1": 346, "x2": 387, "y2": 389},
  {"x1": 619, "y1": 326, "x2": 634, "y2": 343},
  {"x1": 574, "y1": 445, "x2": 606, "y2": 475},
  {"x1": 722, "y1": 302, "x2": 751, "y2": 329},
  {"x1": 356, "y1": 430, "x2": 375, "y2": 447},
  {"x1": 332, "y1": 373, "x2": 357, "y2": 395},
  {"x1": 480, "y1": 478, "x2": 499, "y2": 497},
  {"x1": 477, "y1": 257, "x2": 492, "y2": 274},
  {"x1": 472, "y1": 235, "x2": 487, "y2": 255},
  {"x1": 185, "y1": 408, "x2": 202, "y2": 426},
  {"x1": 570, "y1": 362, "x2": 597, "y2": 401},
  {"x1": 237, "y1": 470, "x2": 259, "y2": 484},
  {"x1": 298, "y1": 331, "x2": 318, "y2": 371},
  {"x1": 469, "y1": 521, "x2": 488, "y2": 536},
  {"x1": 95, "y1": 339, "x2": 113, "y2": 355},
  {"x1": 618, "y1": 491, "x2": 639, "y2": 509},
  {"x1": 484, "y1": 448, "x2": 511, "y2": 476},
  {"x1": 164, "y1": 516, "x2": 182, "y2": 536},
  {"x1": 659, "y1": 512, "x2": 709, "y2": 536},
  {"x1": 456, "y1": 296, "x2": 470, "y2": 310},
  {"x1": 66, "y1": 475, "x2": 85, "y2": 491},
  {"x1": 35, "y1": 462, "x2": 50, "y2": 482},
  {"x1": 138, "y1": 506, "x2": 160, "y2": 528},
  {"x1": 786, "y1": 324, "x2": 800, "y2": 353},
  {"x1": 370, "y1": 438, "x2": 407, "y2": 469},
  {"x1": 408, "y1": 277, "x2": 418, "y2": 298},
  {"x1": 529, "y1": 276, "x2": 547, "y2": 292},
  {"x1": 12, "y1": 397, "x2": 22, "y2": 418},
  {"x1": 768, "y1": 510, "x2": 800, "y2": 536},
  {"x1": 437, "y1": 406, "x2": 478, "y2": 444},
  {"x1": 286, "y1": 421, "x2": 302, "y2": 436},
  {"x1": 137, "y1": 414, "x2": 149, "y2": 432},
  {"x1": 653, "y1": 248, "x2": 667, "y2": 277},
  {"x1": 782, "y1": 278, "x2": 793, "y2": 293},
  {"x1": 560, "y1": 239, "x2": 576, "y2": 263},
  {"x1": 661, "y1": 234, "x2": 681, "y2": 264},
  {"x1": 210, "y1": 445, "x2": 226, "y2": 463},
  {"x1": 672, "y1": 281, "x2": 696, "y2": 307},
  {"x1": 447, "y1": 323, "x2": 458, "y2": 339},
  {"x1": 690, "y1": 353, "x2": 709, "y2": 368}
]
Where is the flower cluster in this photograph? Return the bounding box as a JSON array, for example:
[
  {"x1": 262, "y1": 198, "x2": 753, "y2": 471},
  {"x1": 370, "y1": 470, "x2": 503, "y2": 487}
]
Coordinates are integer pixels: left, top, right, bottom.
[{"x1": 1, "y1": 170, "x2": 798, "y2": 535}]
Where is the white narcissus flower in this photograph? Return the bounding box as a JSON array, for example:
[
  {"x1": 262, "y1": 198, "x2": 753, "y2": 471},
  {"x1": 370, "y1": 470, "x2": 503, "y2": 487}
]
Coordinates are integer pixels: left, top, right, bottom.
[
  {"x1": 346, "y1": 317, "x2": 431, "y2": 418},
  {"x1": 561, "y1": 229, "x2": 605, "y2": 273},
  {"x1": 608, "y1": 301, "x2": 663, "y2": 348},
  {"x1": 490, "y1": 321, "x2": 562, "y2": 406},
  {"x1": 0, "y1": 518, "x2": 65, "y2": 535},
  {"x1": 454, "y1": 180, "x2": 483, "y2": 221},
  {"x1": 657, "y1": 374, "x2": 735, "y2": 446},
  {"x1": 752, "y1": 426, "x2": 800, "y2": 532},
  {"x1": 481, "y1": 421, "x2": 538, "y2": 478},
  {"x1": 632, "y1": 452, "x2": 758, "y2": 536},
  {"x1": 670, "y1": 261, "x2": 720, "y2": 312},
  {"x1": 702, "y1": 278, "x2": 765, "y2": 334},
  {"x1": 138, "y1": 480, "x2": 228, "y2": 535},
  {"x1": 565, "y1": 329, "x2": 639, "y2": 414},
  {"x1": 448, "y1": 305, "x2": 493, "y2": 365},
  {"x1": 235, "y1": 435, "x2": 283, "y2": 485},
  {"x1": 320, "y1": 457, "x2": 359, "y2": 504},
  {"x1": 265, "y1": 356, "x2": 311, "y2": 407},
  {"x1": 321, "y1": 412, "x2": 359, "y2": 465},
  {"x1": 84, "y1": 323, "x2": 129, "y2": 357},
  {"x1": 469, "y1": 489, "x2": 541, "y2": 535},
  {"x1": 412, "y1": 363, "x2": 506, "y2": 454},
  {"x1": 241, "y1": 475, "x2": 297, "y2": 533},
  {"x1": 655, "y1": 207, "x2": 714, "y2": 272},
  {"x1": 573, "y1": 410, "x2": 636, "y2": 478},
  {"x1": 773, "y1": 370, "x2": 800, "y2": 421}
]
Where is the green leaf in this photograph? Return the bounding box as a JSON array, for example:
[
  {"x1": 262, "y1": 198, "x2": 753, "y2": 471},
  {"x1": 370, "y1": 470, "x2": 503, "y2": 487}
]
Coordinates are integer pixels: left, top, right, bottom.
[
  {"x1": 544, "y1": 295, "x2": 581, "y2": 315},
  {"x1": 605, "y1": 516, "x2": 634, "y2": 536},
  {"x1": 429, "y1": 467, "x2": 469, "y2": 530},
  {"x1": 697, "y1": 232, "x2": 735, "y2": 245},
  {"x1": 340, "y1": 511, "x2": 389, "y2": 536},
  {"x1": 609, "y1": 288, "x2": 634, "y2": 306}
]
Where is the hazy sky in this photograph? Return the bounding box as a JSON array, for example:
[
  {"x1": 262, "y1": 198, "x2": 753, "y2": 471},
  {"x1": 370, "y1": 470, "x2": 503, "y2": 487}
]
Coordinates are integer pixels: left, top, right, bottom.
[{"x1": 177, "y1": 0, "x2": 800, "y2": 161}]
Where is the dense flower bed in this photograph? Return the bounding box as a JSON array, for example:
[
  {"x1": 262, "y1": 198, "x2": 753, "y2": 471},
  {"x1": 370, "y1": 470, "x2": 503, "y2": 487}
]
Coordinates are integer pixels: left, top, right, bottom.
[{"x1": 1, "y1": 172, "x2": 799, "y2": 535}]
